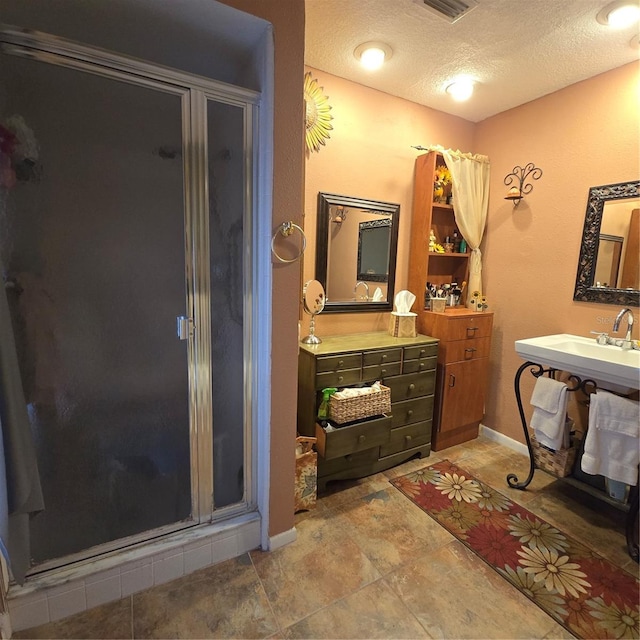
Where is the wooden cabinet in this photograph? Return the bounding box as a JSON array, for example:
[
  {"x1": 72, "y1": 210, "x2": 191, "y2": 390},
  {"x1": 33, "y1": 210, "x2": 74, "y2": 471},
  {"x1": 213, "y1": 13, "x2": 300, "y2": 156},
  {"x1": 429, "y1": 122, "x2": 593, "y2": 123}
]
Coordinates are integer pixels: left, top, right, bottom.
[
  {"x1": 298, "y1": 332, "x2": 438, "y2": 491},
  {"x1": 421, "y1": 309, "x2": 493, "y2": 451},
  {"x1": 408, "y1": 151, "x2": 470, "y2": 303}
]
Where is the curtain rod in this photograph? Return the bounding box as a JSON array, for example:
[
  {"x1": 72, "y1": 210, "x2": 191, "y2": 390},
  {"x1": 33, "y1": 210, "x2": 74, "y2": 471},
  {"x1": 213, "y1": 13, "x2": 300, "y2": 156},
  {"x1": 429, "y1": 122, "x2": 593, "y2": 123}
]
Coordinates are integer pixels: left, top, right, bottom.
[{"x1": 412, "y1": 145, "x2": 490, "y2": 164}]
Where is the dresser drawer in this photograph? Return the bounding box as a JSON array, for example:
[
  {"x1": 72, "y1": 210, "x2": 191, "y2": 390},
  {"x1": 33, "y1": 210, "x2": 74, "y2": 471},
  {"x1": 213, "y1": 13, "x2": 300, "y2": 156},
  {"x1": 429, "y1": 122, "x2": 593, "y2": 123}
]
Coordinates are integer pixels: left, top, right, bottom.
[
  {"x1": 315, "y1": 415, "x2": 392, "y2": 460},
  {"x1": 402, "y1": 355, "x2": 437, "y2": 374},
  {"x1": 439, "y1": 337, "x2": 491, "y2": 364},
  {"x1": 363, "y1": 348, "x2": 402, "y2": 367},
  {"x1": 386, "y1": 371, "x2": 435, "y2": 401},
  {"x1": 317, "y1": 446, "x2": 380, "y2": 477},
  {"x1": 363, "y1": 362, "x2": 402, "y2": 382},
  {"x1": 316, "y1": 353, "x2": 362, "y2": 373},
  {"x1": 391, "y1": 396, "x2": 434, "y2": 428},
  {"x1": 316, "y1": 368, "x2": 361, "y2": 390},
  {"x1": 404, "y1": 344, "x2": 438, "y2": 360},
  {"x1": 442, "y1": 315, "x2": 493, "y2": 341},
  {"x1": 379, "y1": 420, "x2": 432, "y2": 457}
]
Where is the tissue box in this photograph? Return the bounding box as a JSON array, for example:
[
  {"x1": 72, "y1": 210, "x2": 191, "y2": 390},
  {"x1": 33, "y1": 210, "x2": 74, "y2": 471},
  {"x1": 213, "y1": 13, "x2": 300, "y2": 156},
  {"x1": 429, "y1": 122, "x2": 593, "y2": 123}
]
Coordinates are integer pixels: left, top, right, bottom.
[{"x1": 388, "y1": 312, "x2": 417, "y2": 337}]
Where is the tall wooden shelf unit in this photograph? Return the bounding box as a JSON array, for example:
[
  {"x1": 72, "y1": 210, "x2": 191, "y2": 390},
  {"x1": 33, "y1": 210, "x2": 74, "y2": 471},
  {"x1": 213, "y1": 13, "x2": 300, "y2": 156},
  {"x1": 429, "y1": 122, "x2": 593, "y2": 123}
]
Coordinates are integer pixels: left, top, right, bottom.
[
  {"x1": 408, "y1": 151, "x2": 492, "y2": 451},
  {"x1": 408, "y1": 151, "x2": 470, "y2": 312}
]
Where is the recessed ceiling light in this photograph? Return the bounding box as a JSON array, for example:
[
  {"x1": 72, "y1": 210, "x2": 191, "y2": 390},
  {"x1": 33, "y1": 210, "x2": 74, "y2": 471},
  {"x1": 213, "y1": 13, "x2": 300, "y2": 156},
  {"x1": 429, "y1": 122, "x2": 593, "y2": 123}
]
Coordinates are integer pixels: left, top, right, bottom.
[
  {"x1": 445, "y1": 78, "x2": 475, "y2": 101},
  {"x1": 596, "y1": 1, "x2": 640, "y2": 28},
  {"x1": 354, "y1": 42, "x2": 393, "y2": 71}
]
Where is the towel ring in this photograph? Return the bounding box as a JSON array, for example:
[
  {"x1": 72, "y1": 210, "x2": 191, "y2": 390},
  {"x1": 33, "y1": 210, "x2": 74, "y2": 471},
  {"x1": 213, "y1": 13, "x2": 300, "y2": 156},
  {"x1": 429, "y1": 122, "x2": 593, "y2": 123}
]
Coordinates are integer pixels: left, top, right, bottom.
[{"x1": 271, "y1": 221, "x2": 306, "y2": 263}]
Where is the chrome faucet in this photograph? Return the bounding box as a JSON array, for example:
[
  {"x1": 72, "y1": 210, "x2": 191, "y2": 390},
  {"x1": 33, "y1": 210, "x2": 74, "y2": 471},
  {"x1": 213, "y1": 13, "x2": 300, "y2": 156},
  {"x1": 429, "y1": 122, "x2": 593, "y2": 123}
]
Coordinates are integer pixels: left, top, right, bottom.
[
  {"x1": 354, "y1": 281, "x2": 370, "y2": 301},
  {"x1": 612, "y1": 307, "x2": 634, "y2": 347}
]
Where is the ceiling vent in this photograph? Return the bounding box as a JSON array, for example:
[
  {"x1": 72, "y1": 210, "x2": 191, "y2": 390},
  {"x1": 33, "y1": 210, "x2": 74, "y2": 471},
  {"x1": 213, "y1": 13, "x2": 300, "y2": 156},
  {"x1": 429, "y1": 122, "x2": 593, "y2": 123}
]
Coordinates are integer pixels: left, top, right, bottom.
[{"x1": 414, "y1": 0, "x2": 479, "y2": 23}]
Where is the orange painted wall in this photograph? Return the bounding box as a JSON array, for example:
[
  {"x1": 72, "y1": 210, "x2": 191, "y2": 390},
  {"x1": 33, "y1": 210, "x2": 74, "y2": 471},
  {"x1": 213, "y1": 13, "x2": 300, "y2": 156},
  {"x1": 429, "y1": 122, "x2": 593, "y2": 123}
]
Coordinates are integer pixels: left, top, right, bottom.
[
  {"x1": 208, "y1": 0, "x2": 638, "y2": 538},
  {"x1": 219, "y1": 0, "x2": 305, "y2": 537},
  {"x1": 305, "y1": 62, "x2": 639, "y2": 448},
  {"x1": 476, "y1": 61, "x2": 639, "y2": 444},
  {"x1": 303, "y1": 68, "x2": 476, "y2": 337}
]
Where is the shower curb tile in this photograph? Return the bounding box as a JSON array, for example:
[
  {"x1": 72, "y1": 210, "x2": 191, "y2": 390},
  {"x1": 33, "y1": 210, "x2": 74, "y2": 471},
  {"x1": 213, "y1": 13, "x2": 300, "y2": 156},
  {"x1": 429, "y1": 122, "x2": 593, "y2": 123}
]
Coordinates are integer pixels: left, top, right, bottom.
[
  {"x1": 212, "y1": 535, "x2": 239, "y2": 563},
  {"x1": 183, "y1": 541, "x2": 213, "y2": 573},
  {"x1": 85, "y1": 575, "x2": 122, "y2": 609},
  {"x1": 120, "y1": 562, "x2": 153, "y2": 597},
  {"x1": 237, "y1": 523, "x2": 261, "y2": 551},
  {"x1": 84, "y1": 565, "x2": 121, "y2": 585},
  {"x1": 8, "y1": 595, "x2": 50, "y2": 632},
  {"x1": 182, "y1": 537, "x2": 212, "y2": 553},
  {"x1": 47, "y1": 585, "x2": 87, "y2": 622},
  {"x1": 43, "y1": 578, "x2": 86, "y2": 597},
  {"x1": 152, "y1": 552, "x2": 184, "y2": 586}
]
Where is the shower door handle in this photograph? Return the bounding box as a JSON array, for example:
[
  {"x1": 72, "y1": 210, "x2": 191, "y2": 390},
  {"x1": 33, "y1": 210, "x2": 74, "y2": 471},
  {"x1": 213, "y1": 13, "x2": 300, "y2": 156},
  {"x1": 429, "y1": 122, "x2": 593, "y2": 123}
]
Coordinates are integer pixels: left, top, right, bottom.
[{"x1": 176, "y1": 316, "x2": 194, "y2": 340}]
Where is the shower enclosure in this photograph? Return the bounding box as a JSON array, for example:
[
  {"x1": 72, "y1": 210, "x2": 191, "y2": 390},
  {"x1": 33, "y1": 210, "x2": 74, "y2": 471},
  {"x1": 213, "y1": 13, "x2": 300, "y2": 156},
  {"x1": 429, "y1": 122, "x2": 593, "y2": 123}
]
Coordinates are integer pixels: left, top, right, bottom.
[{"x1": 0, "y1": 27, "x2": 258, "y2": 572}]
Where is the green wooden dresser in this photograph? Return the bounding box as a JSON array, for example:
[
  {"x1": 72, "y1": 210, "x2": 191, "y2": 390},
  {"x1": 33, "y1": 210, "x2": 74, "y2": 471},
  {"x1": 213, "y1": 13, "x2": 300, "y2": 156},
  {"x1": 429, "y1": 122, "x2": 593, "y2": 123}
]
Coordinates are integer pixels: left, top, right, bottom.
[{"x1": 297, "y1": 332, "x2": 439, "y2": 491}]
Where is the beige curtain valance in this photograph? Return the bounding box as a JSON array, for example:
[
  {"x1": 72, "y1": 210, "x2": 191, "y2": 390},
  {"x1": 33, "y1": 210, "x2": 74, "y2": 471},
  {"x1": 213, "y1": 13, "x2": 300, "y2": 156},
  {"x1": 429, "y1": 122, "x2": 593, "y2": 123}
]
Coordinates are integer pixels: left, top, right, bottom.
[{"x1": 413, "y1": 144, "x2": 489, "y2": 164}]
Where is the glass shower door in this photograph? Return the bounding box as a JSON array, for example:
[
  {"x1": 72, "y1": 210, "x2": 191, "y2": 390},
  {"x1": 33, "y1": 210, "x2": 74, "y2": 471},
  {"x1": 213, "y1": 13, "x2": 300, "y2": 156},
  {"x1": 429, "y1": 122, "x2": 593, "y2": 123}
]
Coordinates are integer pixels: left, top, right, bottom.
[{"x1": 0, "y1": 52, "x2": 194, "y2": 566}]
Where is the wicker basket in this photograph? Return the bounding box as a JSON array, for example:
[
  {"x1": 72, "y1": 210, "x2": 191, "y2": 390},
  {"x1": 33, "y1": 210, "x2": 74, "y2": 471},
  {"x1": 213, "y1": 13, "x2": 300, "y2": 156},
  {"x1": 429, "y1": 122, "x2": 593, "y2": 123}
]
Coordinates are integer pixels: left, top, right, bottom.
[
  {"x1": 531, "y1": 433, "x2": 578, "y2": 478},
  {"x1": 329, "y1": 384, "x2": 391, "y2": 424}
]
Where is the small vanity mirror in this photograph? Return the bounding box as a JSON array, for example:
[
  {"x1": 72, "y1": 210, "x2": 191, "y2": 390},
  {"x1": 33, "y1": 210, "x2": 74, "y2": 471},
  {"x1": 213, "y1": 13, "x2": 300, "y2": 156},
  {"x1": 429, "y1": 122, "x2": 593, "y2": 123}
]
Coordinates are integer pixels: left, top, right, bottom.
[
  {"x1": 301, "y1": 279, "x2": 325, "y2": 344},
  {"x1": 574, "y1": 180, "x2": 639, "y2": 306},
  {"x1": 316, "y1": 192, "x2": 400, "y2": 313}
]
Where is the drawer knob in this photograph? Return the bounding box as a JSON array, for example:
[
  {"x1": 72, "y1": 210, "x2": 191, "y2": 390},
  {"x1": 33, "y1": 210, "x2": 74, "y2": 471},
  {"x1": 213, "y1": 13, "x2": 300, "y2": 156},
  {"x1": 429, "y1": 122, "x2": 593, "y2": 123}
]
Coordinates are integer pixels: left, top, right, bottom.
[
  {"x1": 405, "y1": 435, "x2": 412, "y2": 443},
  {"x1": 407, "y1": 410, "x2": 413, "y2": 417},
  {"x1": 420, "y1": 349, "x2": 426, "y2": 355},
  {"x1": 381, "y1": 369, "x2": 387, "y2": 375},
  {"x1": 419, "y1": 362, "x2": 425, "y2": 369},
  {"x1": 338, "y1": 360, "x2": 344, "y2": 367},
  {"x1": 408, "y1": 383, "x2": 415, "y2": 391},
  {"x1": 358, "y1": 435, "x2": 366, "y2": 443},
  {"x1": 338, "y1": 376, "x2": 344, "y2": 382},
  {"x1": 382, "y1": 354, "x2": 387, "y2": 360}
]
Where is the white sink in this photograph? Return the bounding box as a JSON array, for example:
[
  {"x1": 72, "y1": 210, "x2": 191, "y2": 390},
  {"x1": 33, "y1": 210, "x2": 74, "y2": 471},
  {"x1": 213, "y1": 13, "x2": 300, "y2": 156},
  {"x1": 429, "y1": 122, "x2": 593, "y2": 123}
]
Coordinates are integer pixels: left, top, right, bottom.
[{"x1": 515, "y1": 333, "x2": 640, "y2": 392}]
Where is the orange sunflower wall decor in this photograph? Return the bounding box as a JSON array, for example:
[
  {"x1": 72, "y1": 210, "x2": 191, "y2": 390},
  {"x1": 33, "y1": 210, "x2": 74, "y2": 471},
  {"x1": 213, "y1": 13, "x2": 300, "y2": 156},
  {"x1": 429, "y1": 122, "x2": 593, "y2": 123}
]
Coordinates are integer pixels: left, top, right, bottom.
[{"x1": 304, "y1": 72, "x2": 333, "y2": 153}]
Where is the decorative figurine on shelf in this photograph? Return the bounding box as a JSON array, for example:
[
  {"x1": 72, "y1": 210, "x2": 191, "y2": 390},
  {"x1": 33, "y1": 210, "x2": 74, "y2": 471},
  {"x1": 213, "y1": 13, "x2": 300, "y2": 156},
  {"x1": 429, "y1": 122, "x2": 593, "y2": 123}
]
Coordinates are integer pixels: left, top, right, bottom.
[
  {"x1": 433, "y1": 164, "x2": 451, "y2": 203},
  {"x1": 428, "y1": 229, "x2": 445, "y2": 253},
  {"x1": 429, "y1": 228, "x2": 437, "y2": 251}
]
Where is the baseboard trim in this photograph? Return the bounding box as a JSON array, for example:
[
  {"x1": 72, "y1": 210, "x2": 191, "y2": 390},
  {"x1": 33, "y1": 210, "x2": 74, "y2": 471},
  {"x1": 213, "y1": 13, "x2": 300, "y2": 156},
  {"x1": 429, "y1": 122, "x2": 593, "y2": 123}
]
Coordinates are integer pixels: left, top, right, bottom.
[
  {"x1": 267, "y1": 527, "x2": 297, "y2": 551},
  {"x1": 479, "y1": 424, "x2": 528, "y2": 456}
]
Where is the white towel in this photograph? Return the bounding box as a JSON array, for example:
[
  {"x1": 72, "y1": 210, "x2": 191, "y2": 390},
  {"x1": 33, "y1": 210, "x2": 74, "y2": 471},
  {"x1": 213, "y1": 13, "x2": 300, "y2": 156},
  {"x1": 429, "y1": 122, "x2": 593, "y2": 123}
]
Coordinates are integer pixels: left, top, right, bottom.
[
  {"x1": 372, "y1": 287, "x2": 384, "y2": 302},
  {"x1": 581, "y1": 390, "x2": 640, "y2": 486},
  {"x1": 530, "y1": 377, "x2": 569, "y2": 451}
]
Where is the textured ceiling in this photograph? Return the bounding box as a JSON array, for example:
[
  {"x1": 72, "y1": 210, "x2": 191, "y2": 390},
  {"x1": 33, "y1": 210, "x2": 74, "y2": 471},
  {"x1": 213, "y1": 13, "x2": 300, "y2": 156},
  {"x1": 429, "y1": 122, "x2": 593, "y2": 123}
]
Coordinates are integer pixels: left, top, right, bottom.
[{"x1": 305, "y1": 0, "x2": 640, "y2": 122}]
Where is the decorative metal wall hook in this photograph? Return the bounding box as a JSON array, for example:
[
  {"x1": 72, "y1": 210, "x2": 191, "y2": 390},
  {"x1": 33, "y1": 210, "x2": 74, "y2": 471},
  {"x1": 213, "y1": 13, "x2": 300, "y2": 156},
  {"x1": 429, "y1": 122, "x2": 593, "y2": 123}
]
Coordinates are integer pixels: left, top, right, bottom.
[
  {"x1": 330, "y1": 205, "x2": 348, "y2": 224},
  {"x1": 504, "y1": 163, "x2": 543, "y2": 206}
]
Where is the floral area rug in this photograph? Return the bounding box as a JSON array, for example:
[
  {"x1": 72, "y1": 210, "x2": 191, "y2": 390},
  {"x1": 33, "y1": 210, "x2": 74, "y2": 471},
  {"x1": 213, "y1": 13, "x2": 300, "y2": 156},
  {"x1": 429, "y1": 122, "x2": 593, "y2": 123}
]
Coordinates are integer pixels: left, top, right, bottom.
[{"x1": 390, "y1": 460, "x2": 639, "y2": 639}]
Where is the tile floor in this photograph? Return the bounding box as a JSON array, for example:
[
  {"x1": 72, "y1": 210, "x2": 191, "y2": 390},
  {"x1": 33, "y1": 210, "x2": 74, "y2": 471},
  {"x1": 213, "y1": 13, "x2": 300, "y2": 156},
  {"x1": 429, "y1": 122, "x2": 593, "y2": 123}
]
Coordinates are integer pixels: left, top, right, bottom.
[{"x1": 13, "y1": 435, "x2": 638, "y2": 639}]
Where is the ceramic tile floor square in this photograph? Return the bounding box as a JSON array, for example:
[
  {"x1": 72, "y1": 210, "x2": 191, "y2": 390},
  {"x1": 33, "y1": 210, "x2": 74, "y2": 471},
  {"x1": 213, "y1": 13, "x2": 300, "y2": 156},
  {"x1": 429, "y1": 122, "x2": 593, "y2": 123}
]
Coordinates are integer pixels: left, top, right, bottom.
[{"x1": 14, "y1": 436, "x2": 637, "y2": 639}]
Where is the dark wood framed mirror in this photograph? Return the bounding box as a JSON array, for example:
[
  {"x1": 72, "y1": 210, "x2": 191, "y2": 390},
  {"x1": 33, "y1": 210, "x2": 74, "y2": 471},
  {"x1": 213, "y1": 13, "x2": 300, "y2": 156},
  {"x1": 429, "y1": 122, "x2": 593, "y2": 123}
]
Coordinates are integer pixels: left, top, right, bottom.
[
  {"x1": 574, "y1": 180, "x2": 640, "y2": 306},
  {"x1": 316, "y1": 192, "x2": 400, "y2": 313}
]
